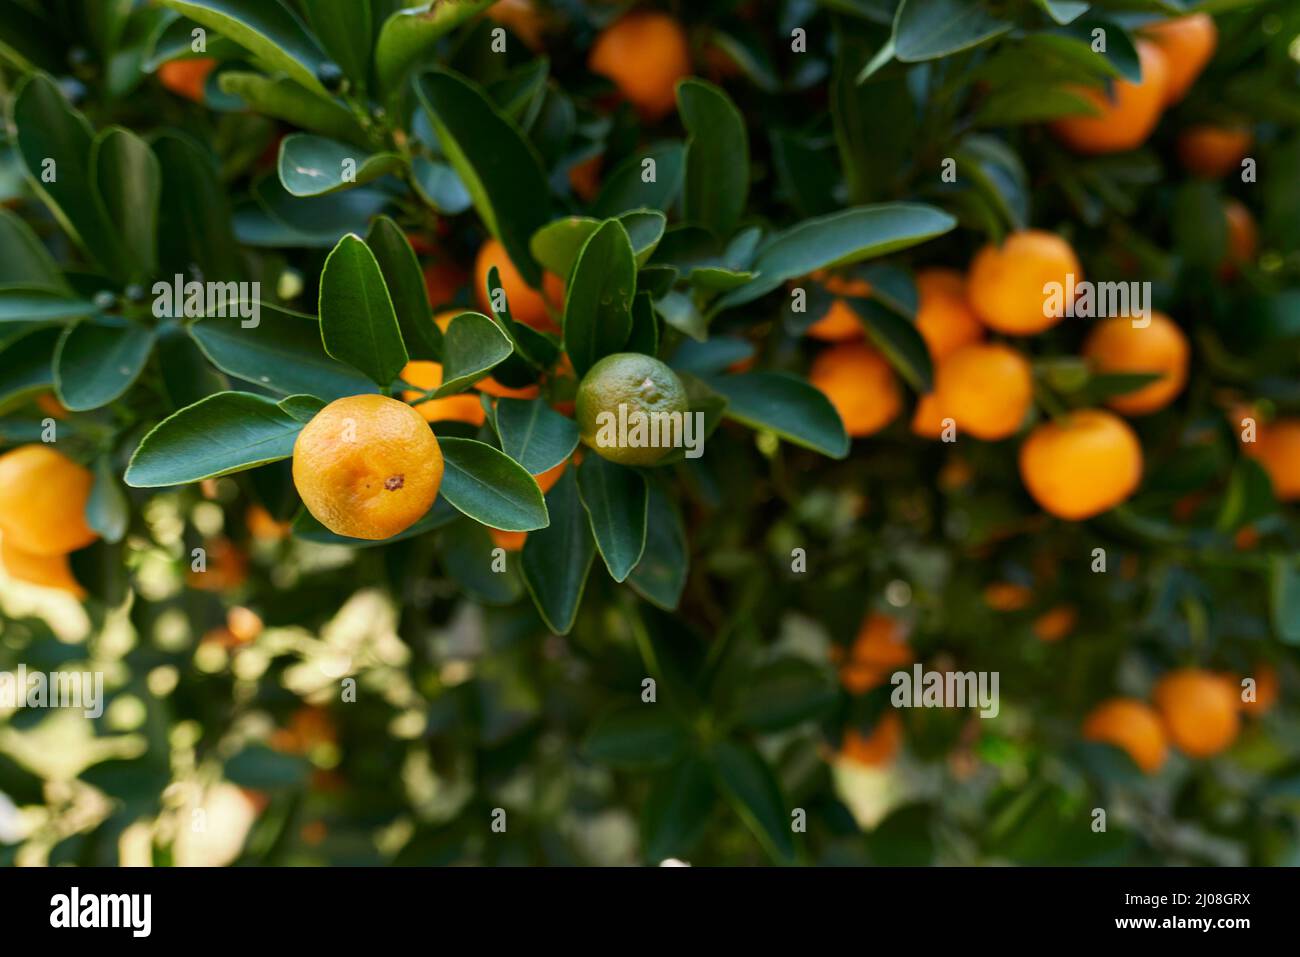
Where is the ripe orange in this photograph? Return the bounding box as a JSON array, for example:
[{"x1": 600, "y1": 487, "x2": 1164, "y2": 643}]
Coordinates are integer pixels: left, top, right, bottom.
[
  {"x1": 1153, "y1": 668, "x2": 1240, "y2": 758},
  {"x1": 246, "y1": 504, "x2": 292, "y2": 542},
  {"x1": 423, "y1": 258, "x2": 468, "y2": 309},
  {"x1": 840, "y1": 712, "x2": 903, "y2": 767},
  {"x1": 568, "y1": 155, "x2": 602, "y2": 203},
  {"x1": 474, "y1": 237, "x2": 563, "y2": 333},
  {"x1": 1242, "y1": 417, "x2": 1300, "y2": 501},
  {"x1": 588, "y1": 12, "x2": 691, "y2": 121},
  {"x1": 292, "y1": 395, "x2": 444, "y2": 540},
  {"x1": 1018, "y1": 410, "x2": 1143, "y2": 519},
  {"x1": 1032, "y1": 604, "x2": 1077, "y2": 642},
  {"x1": 1239, "y1": 664, "x2": 1279, "y2": 716},
  {"x1": 1142, "y1": 13, "x2": 1218, "y2": 105},
  {"x1": 187, "y1": 537, "x2": 248, "y2": 592},
  {"x1": 1177, "y1": 125, "x2": 1252, "y2": 179},
  {"x1": 914, "y1": 268, "x2": 984, "y2": 360},
  {"x1": 838, "y1": 612, "x2": 913, "y2": 694},
  {"x1": 1082, "y1": 699, "x2": 1168, "y2": 773},
  {"x1": 933, "y1": 343, "x2": 1033, "y2": 440},
  {"x1": 967, "y1": 230, "x2": 1082, "y2": 335},
  {"x1": 983, "y1": 582, "x2": 1032, "y2": 612},
  {"x1": 805, "y1": 274, "x2": 871, "y2": 342},
  {"x1": 401, "y1": 361, "x2": 487, "y2": 426},
  {"x1": 35, "y1": 393, "x2": 67, "y2": 420},
  {"x1": 1051, "y1": 40, "x2": 1169, "y2": 154},
  {"x1": 0, "y1": 537, "x2": 84, "y2": 598},
  {"x1": 809, "y1": 342, "x2": 901, "y2": 438},
  {"x1": 0, "y1": 445, "x2": 98, "y2": 556},
  {"x1": 158, "y1": 58, "x2": 216, "y2": 102},
  {"x1": 1082, "y1": 312, "x2": 1190, "y2": 416},
  {"x1": 1220, "y1": 198, "x2": 1257, "y2": 277}
]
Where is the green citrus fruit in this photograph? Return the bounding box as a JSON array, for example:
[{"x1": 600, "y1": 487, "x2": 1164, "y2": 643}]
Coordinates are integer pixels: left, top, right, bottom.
[{"x1": 575, "y1": 353, "x2": 691, "y2": 466}]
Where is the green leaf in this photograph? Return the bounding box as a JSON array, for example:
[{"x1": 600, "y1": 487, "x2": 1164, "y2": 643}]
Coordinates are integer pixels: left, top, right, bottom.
[
  {"x1": 626, "y1": 292, "x2": 659, "y2": 357},
  {"x1": 1216, "y1": 457, "x2": 1276, "y2": 533},
  {"x1": 592, "y1": 141, "x2": 685, "y2": 218},
  {"x1": 302, "y1": 0, "x2": 373, "y2": 89},
  {"x1": 0, "y1": 208, "x2": 69, "y2": 291},
  {"x1": 1270, "y1": 557, "x2": 1300, "y2": 646},
  {"x1": 410, "y1": 156, "x2": 473, "y2": 215},
  {"x1": 0, "y1": 327, "x2": 58, "y2": 408},
  {"x1": 708, "y1": 372, "x2": 850, "y2": 458},
  {"x1": 531, "y1": 210, "x2": 666, "y2": 278},
  {"x1": 189, "y1": 303, "x2": 376, "y2": 400},
  {"x1": 726, "y1": 659, "x2": 838, "y2": 732},
  {"x1": 627, "y1": 483, "x2": 687, "y2": 610},
  {"x1": 851, "y1": 296, "x2": 934, "y2": 392},
  {"x1": 154, "y1": 133, "x2": 243, "y2": 281},
  {"x1": 677, "y1": 79, "x2": 749, "y2": 239},
  {"x1": 583, "y1": 705, "x2": 688, "y2": 769},
  {"x1": 522, "y1": 466, "x2": 595, "y2": 634},
  {"x1": 494, "y1": 398, "x2": 579, "y2": 475},
  {"x1": 87, "y1": 457, "x2": 130, "y2": 544},
  {"x1": 438, "y1": 437, "x2": 548, "y2": 532},
  {"x1": 10, "y1": 74, "x2": 130, "y2": 277},
  {"x1": 425, "y1": 311, "x2": 512, "y2": 396},
  {"x1": 156, "y1": 323, "x2": 228, "y2": 408},
  {"x1": 159, "y1": 0, "x2": 328, "y2": 95},
  {"x1": 91, "y1": 127, "x2": 160, "y2": 281},
  {"x1": 416, "y1": 69, "x2": 551, "y2": 287},
  {"x1": 642, "y1": 757, "x2": 715, "y2": 863},
  {"x1": 577, "y1": 454, "x2": 648, "y2": 583},
  {"x1": 319, "y1": 233, "x2": 408, "y2": 386},
  {"x1": 711, "y1": 741, "x2": 796, "y2": 865},
  {"x1": 1034, "y1": 0, "x2": 1089, "y2": 24},
  {"x1": 1173, "y1": 181, "x2": 1228, "y2": 268},
  {"x1": 54, "y1": 319, "x2": 155, "y2": 411},
  {"x1": 892, "y1": 0, "x2": 1012, "y2": 62},
  {"x1": 715, "y1": 204, "x2": 956, "y2": 311},
  {"x1": 439, "y1": 519, "x2": 524, "y2": 605},
  {"x1": 365, "y1": 216, "x2": 439, "y2": 361},
  {"x1": 218, "y1": 72, "x2": 366, "y2": 145},
  {"x1": 373, "y1": 0, "x2": 495, "y2": 100},
  {"x1": 278, "y1": 134, "x2": 403, "y2": 197},
  {"x1": 125, "y1": 391, "x2": 304, "y2": 487},
  {"x1": 563, "y1": 219, "x2": 636, "y2": 377},
  {"x1": 0, "y1": 288, "x2": 97, "y2": 323},
  {"x1": 654, "y1": 290, "x2": 708, "y2": 342}
]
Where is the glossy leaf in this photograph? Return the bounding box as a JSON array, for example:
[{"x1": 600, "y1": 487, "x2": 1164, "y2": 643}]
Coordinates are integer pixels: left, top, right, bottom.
[
  {"x1": 494, "y1": 398, "x2": 580, "y2": 475},
  {"x1": 577, "y1": 454, "x2": 648, "y2": 583},
  {"x1": 278, "y1": 134, "x2": 403, "y2": 197},
  {"x1": 677, "y1": 79, "x2": 749, "y2": 239},
  {"x1": 563, "y1": 219, "x2": 636, "y2": 377},
  {"x1": 522, "y1": 467, "x2": 595, "y2": 634},
  {"x1": 55, "y1": 319, "x2": 155, "y2": 411},
  {"x1": 708, "y1": 372, "x2": 850, "y2": 458},
  {"x1": 438, "y1": 437, "x2": 548, "y2": 532},
  {"x1": 318, "y1": 233, "x2": 408, "y2": 386}
]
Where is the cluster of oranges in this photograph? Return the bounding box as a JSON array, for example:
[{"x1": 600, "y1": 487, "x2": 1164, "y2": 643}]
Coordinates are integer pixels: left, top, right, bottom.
[
  {"x1": 0, "y1": 444, "x2": 97, "y2": 598},
  {"x1": 808, "y1": 229, "x2": 1176, "y2": 521},
  {"x1": 1084, "y1": 664, "x2": 1277, "y2": 773}
]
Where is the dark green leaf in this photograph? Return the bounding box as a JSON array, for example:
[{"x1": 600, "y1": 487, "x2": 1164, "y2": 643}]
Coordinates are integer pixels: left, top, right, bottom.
[
  {"x1": 563, "y1": 219, "x2": 636, "y2": 376},
  {"x1": 365, "y1": 215, "x2": 439, "y2": 361},
  {"x1": 577, "y1": 454, "x2": 648, "y2": 583},
  {"x1": 303, "y1": 0, "x2": 373, "y2": 88},
  {"x1": 583, "y1": 705, "x2": 688, "y2": 769},
  {"x1": 711, "y1": 741, "x2": 796, "y2": 865},
  {"x1": 627, "y1": 483, "x2": 687, "y2": 610},
  {"x1": 425, "y1": 311, "x2": 511, "y2": 396},
  {"x1": 642, "y1": 758, "x2": 715, "y2": 863},
  {"x1": 87, "y1": 456, "x2": 130, "y2": 544},
  {"x1": 708, "y1": 372, "x2": 850, "y2": 458},
  {"x1": 319, "y1": 233, "x2": 408, "y2": 386},
  {"x1": 55, "y1": 319, "x2": 155, "y2": 411},
  {"x1": 592, "y1": 141, "x2": 685, "y2": 219},
  {"x1": 893, "y1": 0, "x2": 1012, "y2": 61},
  {"x1": 438, "y1": 436, "x2": 548, "y2": 531},
  {"x1": 373, "y1": 0, "x2": 495, "y2": 99},
  {"x1": 677, "y1": 79, "x2": 749, "y2": 239},
  {"x1": 279, "y1": 134, "x2": 403, "y2": 197},
  {"x1": 494, "y1": 397, "x2": 579, "y2": 475},
  {"x1": 726, "y1": 659, "x2": 838, "y2": 732},
  {"x1": 522, "y1": 467, "x2": 594, "y2": 634}
]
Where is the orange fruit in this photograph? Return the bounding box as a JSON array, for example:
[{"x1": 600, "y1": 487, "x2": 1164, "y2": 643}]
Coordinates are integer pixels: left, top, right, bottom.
[
  {"x1": 840, "y1": 712, "x2": 903, "y2": 767},
  {"x1": 1082, "y1": 312, "x2": 1189, "y2": 416},
  {"x1": 1082, "y1": 698, "x2": 1168, "y2": 773},
  {"x1": 246, "y1": 504, "x2": 291, "y2": 542},
  {"x1": 805, "y1": 274, "x2": 871, "y2": 342},
  {"x1": 1221, "y1": 198, "x2": 1257, "y2": 277},
  {"x1": 489, "y1": 528, "x2": 527, "y2": 552},
  {"x1": 0, "y1": 537, "x2": 84, "y2": 598},
  {"x1": 187, "y1": 537, "x2": 248, "y2": 592},
  {"x1": 984, "y1": 581, "x2": 1032, "y2": 612},
  {"x1": 226, "y1": 606, "x2": 264, "y2": 644},
  {"x1": 1177, "y1": 125, "x2": 1252, "y2": 179},
  {"x1": 1153, "y1": 668, "x2": 1240, "y2": 758},
  {"x1": 1019, "y1": 409, "x2": 1143, "y2": 520},
  {"x1": 292, "y1": 395, "x2": 444, "y2": 541},
  {"x1": 533, "y1": 459, "x2": 567, "y2": 495},
  {"x1": 933, "y1": 343, "x2": 1033, "y2": 440},
  {"x1": 967, "y1": 230, "x2": 1082, "y2": 335},
  {"x1": 474, "y1": 238, "x2": 563, "y2": 333},
  {"x1": 568, "y1": 155, "x2": 602, "y2": 203},
  {"x1": 1142, "y1": 13, "x2": 1217, "y2": 105},
  {"x1": 485, "y1": 0, "x2": 547, "y2": 51},
  {"x1": 910, "y1": 392, "x2": 953, "y2": 439},
  {"x1": 400, "y1": 361, "x2": 487, "y2": 426},
  {"x1": 1051, "y1": 39, "x2": 1169, "y2": 154},
  {"x1": 838, "y1": 612, "x2": 913, "y2": 694},
  {"x1": 809, "y1": 342, "x2": 901, "y2": 438},
  {"x1": 0, "y1": 445, "x2": 97, "y2": 556},
  {"x1": 913, "y1": 268, "x2": 983, "y2": 360},
  {"x1": 588, "y1": 12, "x2": 691, "y2": 121},
  {"x1": 35, "y1": 393, "x2": 67, "y2": 420},
  {"x1": 1243, "y1": 417, "x2": 1300, "y2": 501},
  {"x1": 158, "y1": 57, "x2": 216, "y2": 102},
  {"x1": 1032, "y1": 604, "x2": 1077, "y2": 642},
  {"x1": 423, "y1": 259, "x2": 468, "y2": 309},
  {"x1": 1239, "y1": 664, "x2": 1278, "y2": 716}
]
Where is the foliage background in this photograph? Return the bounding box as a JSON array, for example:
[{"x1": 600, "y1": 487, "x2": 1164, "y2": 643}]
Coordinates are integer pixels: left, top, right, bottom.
[{"x1": 0, "y1": 0, "x2": 1299, "y2": 866}]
